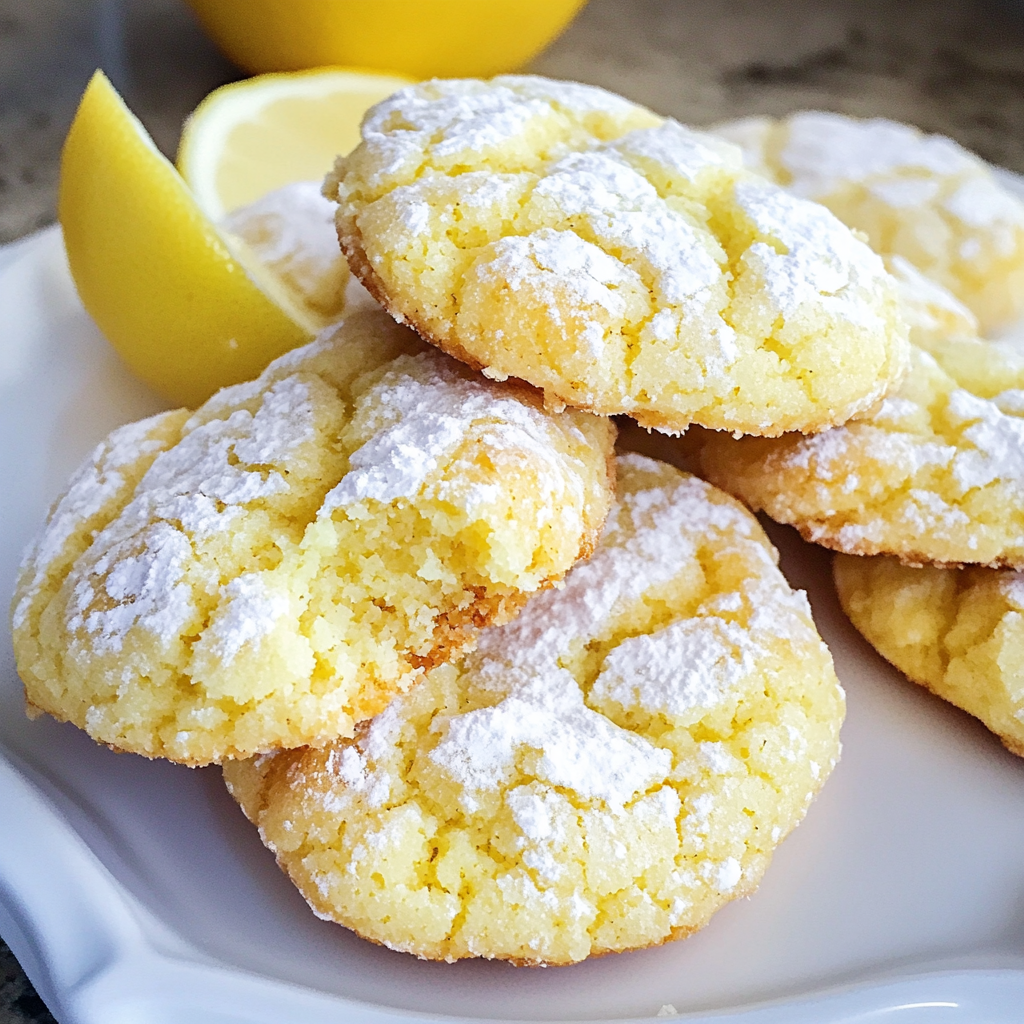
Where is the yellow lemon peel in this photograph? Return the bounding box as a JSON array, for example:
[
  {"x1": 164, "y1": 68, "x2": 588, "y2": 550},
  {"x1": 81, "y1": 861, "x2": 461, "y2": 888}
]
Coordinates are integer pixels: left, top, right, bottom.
[{"x1": 59, "y1": 71, "x2": 315, "y2": 408}]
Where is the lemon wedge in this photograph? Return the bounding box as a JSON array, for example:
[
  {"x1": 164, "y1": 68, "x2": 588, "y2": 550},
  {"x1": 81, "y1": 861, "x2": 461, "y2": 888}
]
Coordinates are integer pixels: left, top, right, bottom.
[
  {"x1": 182, "y1": 0, "x2": 588, "y2": 79},
  {"x1": 59, "y1": 71, "x2": 315, "y2": 408},
  {"x1": 178, "y1": 68, "x2": 414, "y2": 221}
]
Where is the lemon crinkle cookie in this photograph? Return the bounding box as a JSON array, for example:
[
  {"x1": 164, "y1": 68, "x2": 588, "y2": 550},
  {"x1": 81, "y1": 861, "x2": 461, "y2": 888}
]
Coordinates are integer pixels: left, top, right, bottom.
[
  {"x1": 224, "y1": 455, "x2": 844, "y2": 965},
  {"x1": 688, "y1": 312, "x2": 1024, "y2": 568},
  {"x1": 716, "y1": 111, "x2": 1024, "y2": 333},
  {"x1": 326, "y1": 76, "x2": 908, "y2": 436},
  {"x1": 835, "y1": 554, "x2": 1024, "y2": 757},
  {"x1": 222, "y1": 181, "x2": 349, "y2": 328},
  {"x1": 11, "y1": 307, "x2": 615, "y2": 765}
]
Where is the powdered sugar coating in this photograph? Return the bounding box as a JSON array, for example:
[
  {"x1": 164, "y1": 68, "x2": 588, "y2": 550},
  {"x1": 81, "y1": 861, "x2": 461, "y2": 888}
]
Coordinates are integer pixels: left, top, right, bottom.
[
  {"x1": 222, "y1": 181, "x2": 348, "y2": 326},
  {"x1": 692, "y1": 334, "x2": 1024, "y2": 567},
  {"x1": 62, "y1": 374, "x2": 317, "y2": 657},
  {"x1": 733, "y1": 179, "x2": 887, "y2": 331},
  {"x1": 223, "y1": 456, "x2": 844, "y2": 965},
  {"x1": 884, "y1": 255, "x2": 978, "y2": 344},
  {"x1": 430, "y1": 671, "x2": 673, "y2": 812},
  {"x1": 196, "y1": 573, "x2": 291, "y2": 671},
  {"x1": 11, "y1": 411, "x2": 184, "y2": 633},
  {"x1": 942, "y1": 177, "x2": 1024, "y2": 242},
  {"x1": 592, "y1": 616, "x2": 766, "y2": 721},
  {"x1": 715, "y1": 110, "x2": 1024, "y2": 332},
  {"x1": 321, "y1": 352, "x2": 587, "y2": 513},
  {"x1": 12, "y1": 306, "x2": 615, "y2": 764},
  {"x1": 776, "y1": 112, "x2": 975, "y2": 198},
  {"x1": 328, "y1": 76, "x2": 907, "y2": 436}
]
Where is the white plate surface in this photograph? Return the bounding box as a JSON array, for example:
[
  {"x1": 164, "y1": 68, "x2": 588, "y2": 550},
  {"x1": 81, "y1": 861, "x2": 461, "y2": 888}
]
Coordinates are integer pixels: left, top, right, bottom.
[{"x1": 2, "y1": 226, "x2": 1024, "y2": 1024}]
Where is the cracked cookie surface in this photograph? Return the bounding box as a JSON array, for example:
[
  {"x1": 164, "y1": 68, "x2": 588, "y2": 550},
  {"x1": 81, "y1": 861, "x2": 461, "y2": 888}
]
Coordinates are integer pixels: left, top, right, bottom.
[
  {"x1": 11, "y1": 307, "x2": 615, "y2": 765},
  {"x1": 224, "y1": 456, "x2": 843, "y2": 964},
  {"x1": 716, "y1": 111, "x2": 1024, "y2": 334},
  {"x1": 687, "y1": 272, "x2": 1024, "y2": 568},
  {"x1": 326, "y1": 76, "x2": 908, "y2": 436}
]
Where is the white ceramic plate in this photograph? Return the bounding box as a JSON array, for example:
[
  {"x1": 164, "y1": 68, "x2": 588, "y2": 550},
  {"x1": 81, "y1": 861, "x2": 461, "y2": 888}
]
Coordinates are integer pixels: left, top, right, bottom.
[{"x1": 3, "y1": 226, "x2": 1024, "y2": 1024}]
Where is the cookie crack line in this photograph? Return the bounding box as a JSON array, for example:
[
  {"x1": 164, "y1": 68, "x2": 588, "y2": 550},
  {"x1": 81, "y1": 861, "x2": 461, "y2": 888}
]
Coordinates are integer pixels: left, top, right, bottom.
[{"x1": 329, "y1": 75, "x2": 908, "y2": 438}]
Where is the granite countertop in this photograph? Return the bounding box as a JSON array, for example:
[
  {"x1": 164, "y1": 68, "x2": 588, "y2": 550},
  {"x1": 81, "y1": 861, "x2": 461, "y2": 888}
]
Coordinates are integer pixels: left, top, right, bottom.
[{"x1": 3, "y1": 0, "x2": 1024, "y2": 1018}]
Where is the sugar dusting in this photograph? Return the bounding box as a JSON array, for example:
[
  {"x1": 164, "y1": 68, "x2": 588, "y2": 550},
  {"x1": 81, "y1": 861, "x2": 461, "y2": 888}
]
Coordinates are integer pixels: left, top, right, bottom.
[
  {"x1": 472, "y1": 228, "x2": 644, "y2": 361},
  {"x1": 612, "y1": 120, "x2": 743, "y2": 184},
  {"x1": 885, "y1": 255, "x2": 978, "y2": 338},
  {"x1": 527, "y1": 146, "x2": 722, "y2": 310},
  {"x1": 430, "y1": 672, "x2": 673, "y2": 812},
  {"x1": 947, "y1": 389, "x2": 1024, "y2": 492},
  {"x1": 198, "y1": 573, "x2": 291, "y2": 666},
  {"x1": 63, "y1": 375, "x2": 317, "y2": 654},
  {"x1": 592, "y1": 616, "x2": 766, "y2": 720},
  {"x1": 321, "y1": 349, "x2": 585, "y2": 516},
  {"x1": 12, "y1": 411, "x2": 180, "y2": 632},
  {"x1": 426, "y1": 455, "x2": 805, "y2": 809},
  {"x1": 734, "y1": 178, "x2": 888, "y2": 330},
  {"x1": 943, "y1": 177, "x2": 1024, "y2": 232},
  {"x1": 357, "y1": 76, "x2": 636, "y2": 186},
  {"x1": 776, "y1": 112, "x2": 976, "y2": 198},
  {"x1": 222, "y1": 181, "x2": 347, "y2": 318}
]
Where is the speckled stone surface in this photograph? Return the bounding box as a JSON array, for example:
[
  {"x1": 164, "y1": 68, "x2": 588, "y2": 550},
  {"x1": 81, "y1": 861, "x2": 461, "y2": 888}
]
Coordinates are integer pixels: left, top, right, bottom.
[
  {"x1": 4, "y1": 0, "x2": 1024, "y2": 1017},
  {"x1": 0, "y1": 0, "x2": 238, "y2": 243},
  {"x1": 0, "y1": 943, "x2": 55, "y2": 1024}
]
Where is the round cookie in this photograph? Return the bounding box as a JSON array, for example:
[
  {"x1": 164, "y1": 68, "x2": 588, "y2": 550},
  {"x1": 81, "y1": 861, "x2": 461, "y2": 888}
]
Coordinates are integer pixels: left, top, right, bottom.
[
  {"x1": 11, "y1": 306, "x2": 615, "y2": 765},
  {"x1": 223, "y1": 455, "x2": 844, "y2": 965},
  {"x1": 222, "y1": 181, "x2": 349, "y2": 329},
  {"x1": 715, "y1": 111, "x2": 1024, "y2": 334},
  {"x1": 686, "y1": 268, "x2": 1024, "y2": 568},
  {"x1": 325, "y1": 76, "x2": 908, "y2": 437},
  {"x1": 835, "y1": 554, "x2": 1024, "y2": 758}
]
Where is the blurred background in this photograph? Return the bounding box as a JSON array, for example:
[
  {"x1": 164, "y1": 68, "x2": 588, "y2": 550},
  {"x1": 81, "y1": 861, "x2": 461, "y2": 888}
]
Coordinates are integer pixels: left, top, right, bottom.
[
  {"x1": 4, "y1": 0, "x2": 1024, "y2": 246},
  {"x1": 2, "y1": 0, "x2": 1024, "y2": 1018}
]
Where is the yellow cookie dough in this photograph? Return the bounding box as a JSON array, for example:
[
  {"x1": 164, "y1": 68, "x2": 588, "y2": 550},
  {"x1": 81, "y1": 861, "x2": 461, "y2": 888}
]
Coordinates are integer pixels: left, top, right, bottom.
[
  {"x1": 716, "y1": 111, "x2": 1024, "y2": 334},
  {"x1": 835, "y1": 554, "x2": 1024, "y2": 757},
  {"x1": 11, "y1": 307, "x2": 615, "y2": 765},
  {"x1": 687, "y1": 259, "x2": 1024, "y2": 569},
  {"x1": 224, "y1": 456, "x2": 844, "y2": 965},
  {"x1": 326, "y1": 76, "x2": 908, "y2": 436}
]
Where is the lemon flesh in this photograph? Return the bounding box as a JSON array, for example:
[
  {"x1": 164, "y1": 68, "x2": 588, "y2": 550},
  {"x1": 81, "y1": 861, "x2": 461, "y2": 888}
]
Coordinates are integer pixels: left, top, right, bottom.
[
  {"x1": 183, "y1": 0, "x2": 587, "y2": 79},
  {"x1": 178, "y1": 69, "x2": 414, "y2": 220},
  {"x1": 59, "y1": 72, "x2": 314, "y2": 408}
]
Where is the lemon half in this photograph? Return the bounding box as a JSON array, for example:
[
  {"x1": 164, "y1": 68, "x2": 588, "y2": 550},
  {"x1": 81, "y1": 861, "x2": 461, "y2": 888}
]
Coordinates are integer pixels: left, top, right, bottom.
[
  {"x1": 59, "y1": 71, "x2": 315, "y2": 408},
  {"x1": 178, "y1": 68, "x2": 414, "y2": 221}
]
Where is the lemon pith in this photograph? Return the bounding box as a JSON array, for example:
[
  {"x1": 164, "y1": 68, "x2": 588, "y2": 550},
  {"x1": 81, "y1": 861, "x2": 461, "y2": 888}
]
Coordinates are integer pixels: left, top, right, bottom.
[
  {"x1": 183, "y1": 0, "x2": 587, "y2": 79},
  {"x1": 178, "y1": 68, "x2": 415, "y2": 220},
  {"x1": 59, "y1": 71, "x2": 314, "y2": 408}
]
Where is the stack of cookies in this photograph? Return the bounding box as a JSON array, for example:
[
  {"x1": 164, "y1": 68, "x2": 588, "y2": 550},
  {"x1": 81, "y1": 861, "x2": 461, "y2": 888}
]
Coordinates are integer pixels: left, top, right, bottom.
[
  {"x1": 688, "y1": 111, "x2": 1024, "y2": 759},
  {"x1": 23, "y1": 76, "x2": 1019, "y2": 967}
]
